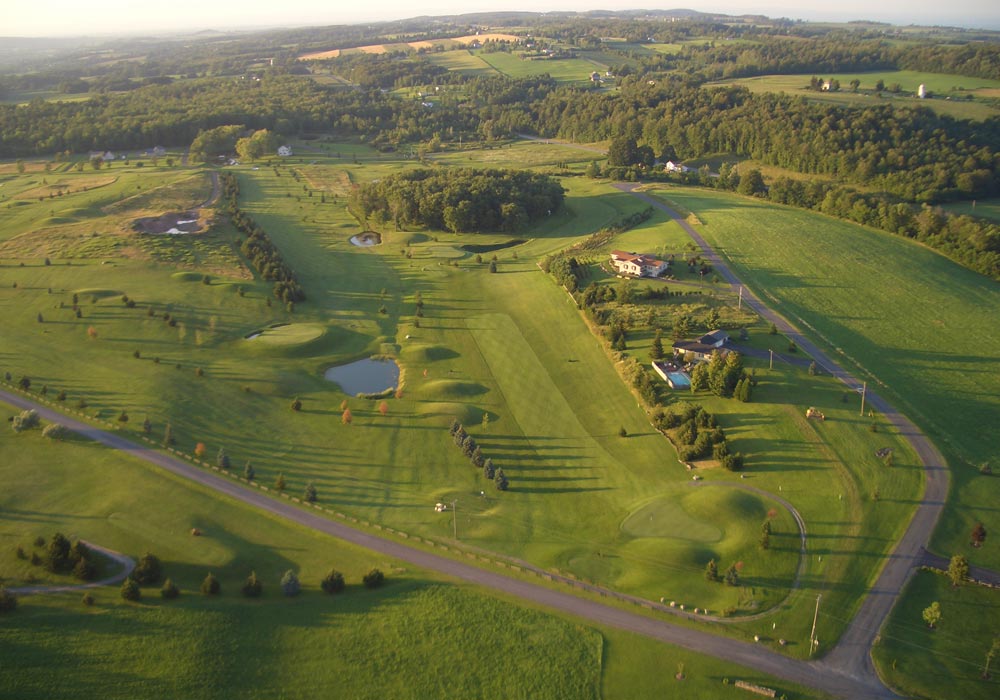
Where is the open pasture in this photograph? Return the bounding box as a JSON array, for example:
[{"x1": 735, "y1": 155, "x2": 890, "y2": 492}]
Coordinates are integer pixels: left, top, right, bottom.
[{"x1": 476, "y1": 51, "x2": 600, "y2": 84}]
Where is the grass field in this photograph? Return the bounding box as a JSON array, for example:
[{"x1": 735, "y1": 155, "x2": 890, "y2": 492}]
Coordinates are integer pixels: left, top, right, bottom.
[
  {"x1": 713, "y1": 71, "x2": 1000, "y2": 120},
  {"x1": 424, "y1": 50, "x2": 497, "y2": 76},
  {"x1": 942, "y1": 197, "x2": 1000, "y2": 223},
  {"x1": 642, "y1": 186, "x2": 1000, "y2": 569},
  {"x1": 0, "y1": 142, "x2": 938, "y2": 659},
  {"x1": 872, "y1": 571, "x2": 1000, "y2": 700},
  {"x1": 475, "y1": 51, "x2": 599, "y2": 85},
  {"x1": 0, "y1": 407, "x2": 824, "y2": 700}
]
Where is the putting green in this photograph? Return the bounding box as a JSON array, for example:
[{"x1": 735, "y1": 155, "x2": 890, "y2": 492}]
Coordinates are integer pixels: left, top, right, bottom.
[
  {"x1": 622, "y1": 494, "x2": 723, "y2": 542},
  {"x1": 244, "y1": 323, "x2": 326, "y2": 346},
  {"x1": 73, "y1": 287, "x2": 123, "y2": 298},
  {"x1": 423, "y1": 245, "x2": 466, "y2": 259}
]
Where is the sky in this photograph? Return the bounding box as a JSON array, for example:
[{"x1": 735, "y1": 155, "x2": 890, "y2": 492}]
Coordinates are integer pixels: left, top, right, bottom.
[{"x1": 4, "y1": 1, "x2": 999, "y2": 37}]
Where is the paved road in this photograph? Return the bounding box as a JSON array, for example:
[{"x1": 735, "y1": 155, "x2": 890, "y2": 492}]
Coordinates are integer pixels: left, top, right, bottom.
[
  {"x1": 9, "y1": 542, "x2": 134, "y2": 595},
  {"x1": 618, "y1": 183, "x2": 951, "y2": 689},
  {"x1": 920, "y1": 550, "x2": 1000, "y2": 587},
  {"x1": 2, "y1": 388, "x2": 892, "y2": 699}
]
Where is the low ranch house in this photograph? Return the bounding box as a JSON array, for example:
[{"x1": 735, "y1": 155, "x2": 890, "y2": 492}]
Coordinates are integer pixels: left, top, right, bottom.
[
  {"x1": 672, "y1": 329, "x2": 729, "y2": 362},
  {"x1": 610, "y1": 250, "x2": 669, "y2": 277}
]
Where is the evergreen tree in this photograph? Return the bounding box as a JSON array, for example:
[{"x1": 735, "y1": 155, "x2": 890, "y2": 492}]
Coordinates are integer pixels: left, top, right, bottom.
[
  {"x1": 242, "y1": 571, "x2": 263, "y2": 598},
  {"x1": 363, "y1": 568, "x2": 385, "y2": 589},
  {"x1": 483, "y1": 457, "x2": 496, "y2": 480},
  {"x1": 133, "y1": 552, "x2": 163, "y2": 584},
  {"x1": 275, "y1": 473, "x2": 286, "y2": 492},
  {"x1": 495, "y1": 469, "x2": 509, "y2": 491},
  {"x1": 200, "y1": 573, "x2": 221, "y2": 596},
  {"x1": 321, "y1": 569, "x2": 346, "y2": 594},
  {"x1": 705, "y1": 559, "x2": 719, "y2": 582},
  {"x1": 281, "y1": 570, "x2": 301, "y2": 597},
  {"x1": 304, "y1": 482, "x2": 317, "y2": 503},
  {"x1": 471, "y1": 446, "x2": 485, "y2": 468},
  {"x1": 163, "y1": 423, "x2": 175, "y2": 447},
  {"x1": 650, "y1": 328, "x2": 664, "y2": 360},
  {"x1": 161, "y1": 578, "x2": 180, "y2": 599},
  {"x1": 449, "y1": 419, "x2": 461, "y2": 436},
  {"x1": 244, "y1": 461, "x2": 255, "y2": 482},
  {"x1": 724, "y1": 563, "x2": 740, "y2": 586},
  {"x1": 120, "y1": 577, "x2": 141, "y2": 601},
  {"x1": 216, "y1": 448, "x2": 230, "y2": 469}
]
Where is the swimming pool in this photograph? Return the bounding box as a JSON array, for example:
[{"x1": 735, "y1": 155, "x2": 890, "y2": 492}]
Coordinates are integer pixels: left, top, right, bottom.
[{"x1": 667, "y1": 371, "x2": 690, "y2": 389}]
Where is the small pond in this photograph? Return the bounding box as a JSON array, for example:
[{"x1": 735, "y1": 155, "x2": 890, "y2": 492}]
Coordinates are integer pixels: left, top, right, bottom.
[
  {"x1": 324, "y1": 358, "x2": 400, "y2": 395},
  {"x1": 350, "y1": 231, "x2": 382, "y2": 247}
]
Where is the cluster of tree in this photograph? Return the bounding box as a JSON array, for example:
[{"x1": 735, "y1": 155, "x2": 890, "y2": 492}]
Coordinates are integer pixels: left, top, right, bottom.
[
  {"x1": 653, "y1": 402, "x2": 744, "y2": 469},
  {"x1": 704, "y1": 558, "x2": 741, "y2": 586},
  {"x1": 351, "y1": 168, "x2": 564, "y2": 233},
  {"x1": 18, "y1": 533, "x2": 99, "y2": 581},
  {"x1": 449, "y1": 419, "x2": 508, "y2": 490},
  {"x1": 317, "y1": 52, "x2": 451, "y2": 90},
  {"x1": 689, "y1": 351, "x2": 752, "y2": 401},
  {"x1": 10, "y1": 408, "x2": 40, "y2": 433},
  {"x1": 220, "y1": 173, "x2": 306, "y2": 302},
  {"x1": 189, "y1": 124, "x2": 244, "y2": 162}
]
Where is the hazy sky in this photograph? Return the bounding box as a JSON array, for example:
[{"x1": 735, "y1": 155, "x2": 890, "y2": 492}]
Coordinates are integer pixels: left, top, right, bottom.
[{"x1": 5, "y1": 1, "x2": 999, "y2": 37}]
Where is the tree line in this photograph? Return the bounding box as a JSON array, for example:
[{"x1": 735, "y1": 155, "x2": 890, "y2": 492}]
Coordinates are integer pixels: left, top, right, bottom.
[{"x1": 220, "y1": 172, "x2": 306, "y2": 303}]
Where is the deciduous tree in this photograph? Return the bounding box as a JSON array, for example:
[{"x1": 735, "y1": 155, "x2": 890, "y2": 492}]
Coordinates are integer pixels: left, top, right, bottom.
[
  {"x1": 321, "y1": 569, "x2": 345, "y2": 594},
  {"x1": 922, "y1": 601, "x2": 941, "y2": 628},
  {"x1": 947, "y1": 555, "x2": 969, "y2": 587},
  {"x1": 281, "y1": 570, "x2": 301, "y2": 597}
]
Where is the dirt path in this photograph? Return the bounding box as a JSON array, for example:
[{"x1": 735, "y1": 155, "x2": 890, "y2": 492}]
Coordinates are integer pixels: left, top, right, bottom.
[
  {"x1": 8, "y1": 541, "x2": 135, "y2": 595},
  {"x1": 199, "y1": 171, "x2": 221, "y2": 209},
  {"x1": 0, "y1": 387, "x2": 892, "y2": 699},
  {"x1": 617, "y1": 182, "x2": 951, "y2": 691}
]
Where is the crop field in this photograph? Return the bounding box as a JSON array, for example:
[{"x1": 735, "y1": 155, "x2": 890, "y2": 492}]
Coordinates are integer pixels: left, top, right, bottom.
[
  {"x1": 642, "y1": 186, "x2": 1000, "y2": 568},
  {"x1": 0, "y1": 407, "x2": 830, "y2": 700},
  {"x1": 713, "y1": 71, "x2": 1000, "y2": 120},
  {"x1": 0, "y1": 140, "x2": 941, "y2": 663}
]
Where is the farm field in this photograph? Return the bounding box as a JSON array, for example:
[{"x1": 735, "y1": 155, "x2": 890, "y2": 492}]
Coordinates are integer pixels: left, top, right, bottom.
[
  {"x1": 871, "y1": 570, "x2": 1000, "y2": 700},
  {"x1": 424, "y1": 50, "x2": 497, "y2": 75},
  {"x1": 475, "y1": 51, "x2": 601, "y2": 84},
  {"x1": 0, "y1": 141, "x2": 931, "y2": 657},
  {"x1": 640, "y1": 185, "x2": 1000, "y2": 570},
  {"x1": 713, "y1": 71, "x2": 1000, "y2": 120},
  {"x1": 0, "y1": 408, "x2": 827, "y2": 700}
]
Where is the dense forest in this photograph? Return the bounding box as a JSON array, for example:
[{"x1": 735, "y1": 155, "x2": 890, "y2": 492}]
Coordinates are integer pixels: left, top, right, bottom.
[{"x1": 351, "y1": 169, "x2": 565, "y2": 233}]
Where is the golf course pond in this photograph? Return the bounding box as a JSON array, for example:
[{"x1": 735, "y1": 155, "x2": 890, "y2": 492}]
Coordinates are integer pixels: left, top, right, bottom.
[{"x1": 324, "y1": 358, "x2": 400, "y2": 395}]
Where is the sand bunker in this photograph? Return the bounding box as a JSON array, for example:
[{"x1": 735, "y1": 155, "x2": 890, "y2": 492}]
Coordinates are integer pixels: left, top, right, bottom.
[
  {"x1": 134, "y1": 211, "x2": 203, "y2": 235},
  {"x1": 350, "y1": 231, "x2": 382, "y2": 247}
]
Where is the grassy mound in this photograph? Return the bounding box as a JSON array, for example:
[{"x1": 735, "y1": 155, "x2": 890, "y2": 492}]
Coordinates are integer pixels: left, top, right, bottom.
[
  {"x1": 621, "y1": 496, "x2": 723, "y2": 542},
  {"x1": 73, "y1": 287, "x2": 123, "y2": 298},
  {"x1": 415, "y1": 402, "x2": 484, "y2": 425},
  {"x1": 244, "y1": 323, "x2": 326, "y2": 346},
  {"x1": 419, "y1": 379, "x2": 488, "y2": 398},
  {"x1": 402, "y1": 343, "x2": 459, "y2": 362},
  {"x1": 170, "y1": 271, "x2": 203, "y2": 282}
]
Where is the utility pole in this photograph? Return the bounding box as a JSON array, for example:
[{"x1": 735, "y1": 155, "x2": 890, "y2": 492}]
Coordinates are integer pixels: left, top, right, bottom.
[
  {"x1": 738, "y1": 286, "x2": 743, "y2": 310},
  {"x1": 769, "y1": 348, "x2": 774, "y2": 370},
  {"x1": 809, "y1": 594, "x2": 822, "y2": 656},
  {"x1": 452, "y1": 499, "x2": 458, "y2": 540},
  {"x1": 860, "y1": 382, "x2": 867, "y2": 417}
]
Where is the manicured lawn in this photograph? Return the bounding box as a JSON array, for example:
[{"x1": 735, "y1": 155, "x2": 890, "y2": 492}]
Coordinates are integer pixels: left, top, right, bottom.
[
  {"x1": 642, "y1": 185, "x2": 1000, "y2": 572},
  {"x1": 872, "y1": 570, "x2": 1000, "y2": 700},
  {"x1": 942, "y1": 197, "x2": 1000, "y2": 223},
  {"x1": 0, "y1": 409, "x2": 823, "y2": 700}
]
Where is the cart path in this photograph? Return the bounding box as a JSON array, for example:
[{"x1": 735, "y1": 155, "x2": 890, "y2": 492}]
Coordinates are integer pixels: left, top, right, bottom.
[
  {"x1": 617, "y1": 182, "x2": 951, "y2": 688},
  {"x1": 0, "y1": 387, "x2": 891, "y2": 699},
  {"x1": 8, "y1": 541, "x2": 134, "y2": 595}
]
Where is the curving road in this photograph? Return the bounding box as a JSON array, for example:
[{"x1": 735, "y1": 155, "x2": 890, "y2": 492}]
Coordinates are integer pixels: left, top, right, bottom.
[
  {"x1": 2, "y1": 387, "x2": 892, "y2": 699},
  {"x1": 617, "y1": 183, "x2": 951, "y2": 689}
]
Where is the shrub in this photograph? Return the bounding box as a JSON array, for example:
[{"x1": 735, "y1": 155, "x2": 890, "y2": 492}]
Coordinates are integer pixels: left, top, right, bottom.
[
  {"x1": 133, "y1": 553, "x2": 162, "y2": 584},
  {"x1": 73, "y1": 557, "x2": 97, "y2": 581},
  {"x1": 0, "y1": 587, "x2": 18, "y2": 612},
  {"x1": 11, "y1": 409, "x2": 40, "y2": 433},
  {"x1": 363, "y1": 568, "x2": 385, "y2": 589},
  {"x1": 722, "y1": 452, "x2": 745, "y2": 472},
  {"x1": 200, "y1": 573, "x2": 221, "y2": 595},
  {"x1": 15, "y1": 545, "x2": 26, "y2": 560},
  {"x1": 34, "y1": 536, "x2": 45, "y2": 548},
  {"x1": 321, "y1": 569, "x2": 345, "y2": 594},
  {"x1": 242, "y1": 571, "x2": 263, "y2": 598},
  {"x1": 120, "y1": 577, "x2": 141, "y2": 601},
  {"x1": 280, "y1": 570, "x2": 301, "y2": 597},
  {"x1": 160, "y1": 578, "x2": 180, "y2": 599},
  {"x1": 82, "y1": 592, "x2": 95, "y2": 606},
  {"x1": 42, "y1": 423, "x2": 71, "y2": 440},
  {"x1": 304, "y1": 482, "x2": 317, "y2": 503},
  {"x1": 291, "y1": 397, "x2": 302, "y2": 411}
]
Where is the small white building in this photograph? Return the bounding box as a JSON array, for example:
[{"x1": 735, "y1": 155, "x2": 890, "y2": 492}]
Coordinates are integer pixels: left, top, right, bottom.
[
  {"x1": 665, "y1": 161, "x2": 691, "y2": 173},
  {"x1": 610, "y1": 250, "x2": 669, "y2": 277},
  {"x1": 277, "y1": 145, "x2": 293, "y2": 157},
  {"x1": 917, "y1": 84, "x2": 927, "y2": 98}
]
